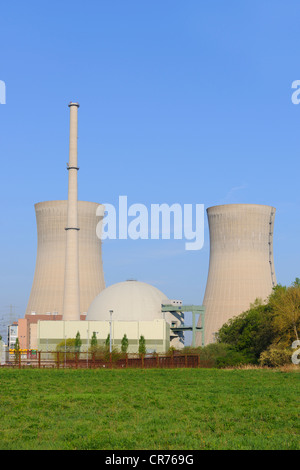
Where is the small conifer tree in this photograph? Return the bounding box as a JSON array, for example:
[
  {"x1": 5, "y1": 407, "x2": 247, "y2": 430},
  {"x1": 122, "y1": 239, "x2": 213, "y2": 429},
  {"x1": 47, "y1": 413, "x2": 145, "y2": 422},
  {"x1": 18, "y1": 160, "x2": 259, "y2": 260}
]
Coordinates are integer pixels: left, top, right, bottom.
[
  {"x1": 138, "y1": 335, "x2": 146, "y2": 355},
  {"x1": 121, "y1": 334, "x2": 129, "y2": 354},
  {"x1": 91, "y1": 331, "x2": 98, "y2": 349},
  {"x1": 75, "y1": 331, "x2": 82, "y2": 353},
  {"x1": 14, "y1": 337, "x2": 20, "y2": 362}
]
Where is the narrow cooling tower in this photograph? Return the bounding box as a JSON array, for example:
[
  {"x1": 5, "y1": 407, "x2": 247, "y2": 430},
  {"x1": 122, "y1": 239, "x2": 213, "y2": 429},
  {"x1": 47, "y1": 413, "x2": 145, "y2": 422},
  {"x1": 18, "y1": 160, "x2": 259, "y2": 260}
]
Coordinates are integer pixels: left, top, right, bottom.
[
  {"x1": 25, "y1": 200, "x2": 105, "y2": 316},
  {"x1": 197, "y1": 204, "x2": 276, "y2": 345}
]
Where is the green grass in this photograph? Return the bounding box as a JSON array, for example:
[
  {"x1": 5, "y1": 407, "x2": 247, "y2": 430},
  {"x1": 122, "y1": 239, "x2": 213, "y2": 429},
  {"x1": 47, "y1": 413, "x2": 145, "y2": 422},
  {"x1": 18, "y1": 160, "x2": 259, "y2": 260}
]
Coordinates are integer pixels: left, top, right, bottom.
[{"x1": 0, "y1": 368, "x2": 299, "y2": 450}]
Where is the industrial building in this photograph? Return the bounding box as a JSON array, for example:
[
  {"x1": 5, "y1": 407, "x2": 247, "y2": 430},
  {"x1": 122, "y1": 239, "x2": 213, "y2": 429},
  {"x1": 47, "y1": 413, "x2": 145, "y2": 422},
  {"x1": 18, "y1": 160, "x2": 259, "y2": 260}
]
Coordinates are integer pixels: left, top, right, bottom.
[{"x1": 37, "y1": 319, "x2": 170, "y2": 354}]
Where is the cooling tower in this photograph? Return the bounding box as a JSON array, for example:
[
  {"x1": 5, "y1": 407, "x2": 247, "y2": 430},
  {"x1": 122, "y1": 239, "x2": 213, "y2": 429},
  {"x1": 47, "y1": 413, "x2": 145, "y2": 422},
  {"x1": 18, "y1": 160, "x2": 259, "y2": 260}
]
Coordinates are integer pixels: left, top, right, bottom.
[
  {"x1": 197, "y1": 204, "x2": 276, "y2": 345},
  {"x1": 25, "y1": 200, "x2": 105, "y2": 316}
]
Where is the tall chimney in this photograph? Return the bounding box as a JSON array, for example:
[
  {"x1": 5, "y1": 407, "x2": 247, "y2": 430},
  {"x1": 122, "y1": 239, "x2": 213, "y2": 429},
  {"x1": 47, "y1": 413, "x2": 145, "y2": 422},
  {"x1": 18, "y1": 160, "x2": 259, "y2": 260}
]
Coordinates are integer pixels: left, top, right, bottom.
[{"x1": 63, "y1": 102, "x2": 80, "y2": 321}]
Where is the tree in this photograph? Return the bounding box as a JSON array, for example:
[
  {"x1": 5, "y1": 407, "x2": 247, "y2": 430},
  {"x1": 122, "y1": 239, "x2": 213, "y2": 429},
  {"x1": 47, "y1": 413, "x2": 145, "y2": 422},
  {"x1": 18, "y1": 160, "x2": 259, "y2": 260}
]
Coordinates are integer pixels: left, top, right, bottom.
[
  {"x1": 75, "y1": 331, "x2": 82, "y2": 353},
  {"x1": 269, "y1": 281, "x2": 300, "y2": 344},
  {"x1": 91, "y1": 331, "x2": 98, "y2": 349},
  {"x1": 105, "y1": 334, "x2": 110, "y2": 350},
  {"x1": 293, "y1": 278, "x2": 300, "y2": 287},
  {"x1": 14, "y1": 337, "x2": 20, "y2": 350},
  {"x1": 14, "y1": 338, "x2": 20, "y2": 362},
  {"x1": 215, "y1": 279, "x2": 300, "y2": 364},
  {"x1": 138, "y1": 335, "x2": 146, "y2": 355},
  {"x1": 216, "y1": 303, "x2": 276, "y2": 362},
  {"x1": 121, "y1": 334, "x2": 129, "y2": 354}
]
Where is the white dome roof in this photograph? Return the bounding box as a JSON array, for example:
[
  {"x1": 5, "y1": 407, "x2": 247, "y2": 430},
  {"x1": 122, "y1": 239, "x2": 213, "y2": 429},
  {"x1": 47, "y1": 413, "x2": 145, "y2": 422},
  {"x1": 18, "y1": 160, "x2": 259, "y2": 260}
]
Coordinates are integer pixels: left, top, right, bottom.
[{"x1": 86, "y1": 280, "x2": 169, "y2": 322}]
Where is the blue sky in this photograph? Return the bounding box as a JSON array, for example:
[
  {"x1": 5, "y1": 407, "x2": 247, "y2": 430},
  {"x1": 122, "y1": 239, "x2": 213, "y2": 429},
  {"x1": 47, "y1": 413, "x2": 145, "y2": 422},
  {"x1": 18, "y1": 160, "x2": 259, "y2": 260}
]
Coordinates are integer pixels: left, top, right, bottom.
[{"x1": 0, "y1": 1, "x2": 300, "y2": 335}]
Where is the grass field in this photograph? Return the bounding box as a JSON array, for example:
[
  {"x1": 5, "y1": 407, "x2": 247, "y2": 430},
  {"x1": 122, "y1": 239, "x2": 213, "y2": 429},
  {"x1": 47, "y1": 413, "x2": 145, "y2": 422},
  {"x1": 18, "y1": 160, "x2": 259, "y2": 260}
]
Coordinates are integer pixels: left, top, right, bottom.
[{"x1": 0, "y1": 368, "x2": 299, "y2": 450}]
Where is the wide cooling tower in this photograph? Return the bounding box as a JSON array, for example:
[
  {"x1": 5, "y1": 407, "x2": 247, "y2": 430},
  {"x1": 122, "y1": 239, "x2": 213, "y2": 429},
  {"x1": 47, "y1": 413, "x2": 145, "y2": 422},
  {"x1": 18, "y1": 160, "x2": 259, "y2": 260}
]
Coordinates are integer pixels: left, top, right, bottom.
[
  {"x1": 197, "y1": 204, "x2": 276, "y2": 345},
  {"x1": 26, "y1": 200, "x2": 105, "y2": 316}
]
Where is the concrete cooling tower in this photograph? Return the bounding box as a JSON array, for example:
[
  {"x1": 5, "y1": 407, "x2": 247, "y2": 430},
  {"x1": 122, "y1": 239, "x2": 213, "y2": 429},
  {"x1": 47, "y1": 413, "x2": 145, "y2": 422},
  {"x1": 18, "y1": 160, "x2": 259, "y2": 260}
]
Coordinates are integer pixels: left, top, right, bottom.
[
  {"x1": 25, "y1": 200, "x2": 105, "y2": 316},
  {"x1": 197, "y1": 204, "x2": 276, "y2": 345}
]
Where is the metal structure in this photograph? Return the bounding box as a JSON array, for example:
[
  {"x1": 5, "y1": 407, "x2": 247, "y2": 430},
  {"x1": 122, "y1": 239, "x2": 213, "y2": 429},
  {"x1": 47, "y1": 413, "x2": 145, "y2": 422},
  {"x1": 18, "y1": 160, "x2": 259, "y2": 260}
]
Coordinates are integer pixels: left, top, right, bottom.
[
  {"x1": 197, "y1": 204, "x2": 276, "y2": 345},
  {"x1": 162, "y1": 304, "x2": 205, "y2": 347}
]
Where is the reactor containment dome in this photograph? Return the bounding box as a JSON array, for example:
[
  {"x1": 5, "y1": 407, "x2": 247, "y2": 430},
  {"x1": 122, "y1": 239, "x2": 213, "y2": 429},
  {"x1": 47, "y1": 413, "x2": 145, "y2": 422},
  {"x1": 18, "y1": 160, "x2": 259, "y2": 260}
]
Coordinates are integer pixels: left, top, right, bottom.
[{"x1": 86, "y1": 280, "x2": 184, "y2": 348}]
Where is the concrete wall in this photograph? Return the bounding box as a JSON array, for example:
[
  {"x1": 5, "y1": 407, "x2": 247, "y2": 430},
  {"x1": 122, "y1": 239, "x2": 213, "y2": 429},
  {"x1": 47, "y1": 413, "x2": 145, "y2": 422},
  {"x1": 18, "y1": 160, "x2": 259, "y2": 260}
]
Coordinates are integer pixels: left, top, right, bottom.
[
  {"x1": 26, "y1": 200, "x2": 105, "y2": 317},
  {"x1": 197, "y1": 204, "x2": 276, "y2": 345},
  {"x1": 37, "y1": 319, "x2": 170, "y2": 353}
]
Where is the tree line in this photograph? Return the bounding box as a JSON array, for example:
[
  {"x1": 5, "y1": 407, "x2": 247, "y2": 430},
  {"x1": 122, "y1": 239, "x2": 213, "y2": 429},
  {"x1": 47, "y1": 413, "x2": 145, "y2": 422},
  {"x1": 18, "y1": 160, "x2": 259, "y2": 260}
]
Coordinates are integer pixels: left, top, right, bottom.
[
  {"x1": 183, "y1": 278, "x2": 300, "y2": 367},
  {"x1": 56, "y1": 332, "x2": 147, "y2": 356}
]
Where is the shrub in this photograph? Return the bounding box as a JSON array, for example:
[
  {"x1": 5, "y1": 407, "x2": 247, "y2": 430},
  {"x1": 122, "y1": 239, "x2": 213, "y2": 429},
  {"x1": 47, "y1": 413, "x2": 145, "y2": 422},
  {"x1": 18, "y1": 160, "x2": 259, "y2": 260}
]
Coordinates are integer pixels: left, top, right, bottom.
[
  {"x1": 88, "y1": 344, "x2": 122, "y2": 362},
  {"x1": 182, "y1": 343, "x2": 249, "y2": 368},
  {"x1": 259, "y1": 346, "x2": 292, "y2": 367}
]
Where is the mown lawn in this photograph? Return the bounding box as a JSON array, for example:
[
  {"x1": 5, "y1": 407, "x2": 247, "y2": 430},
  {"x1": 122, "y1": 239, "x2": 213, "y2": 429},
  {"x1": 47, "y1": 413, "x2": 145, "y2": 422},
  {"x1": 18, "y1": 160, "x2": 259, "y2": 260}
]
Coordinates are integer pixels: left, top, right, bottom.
[{"x1": 0, "y1": 368, "x2": 299, "y2": 450}]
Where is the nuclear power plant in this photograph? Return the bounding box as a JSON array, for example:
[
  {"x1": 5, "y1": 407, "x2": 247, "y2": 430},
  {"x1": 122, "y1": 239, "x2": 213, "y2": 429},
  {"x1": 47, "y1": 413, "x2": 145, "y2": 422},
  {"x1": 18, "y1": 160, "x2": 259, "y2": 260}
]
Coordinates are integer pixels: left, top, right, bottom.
[
  {"x1": 196, "y1": 204, "x2": 276, "y2": 345},
  {"x1": 8, "y1": 102, "x2": 278, "y2": 354}
]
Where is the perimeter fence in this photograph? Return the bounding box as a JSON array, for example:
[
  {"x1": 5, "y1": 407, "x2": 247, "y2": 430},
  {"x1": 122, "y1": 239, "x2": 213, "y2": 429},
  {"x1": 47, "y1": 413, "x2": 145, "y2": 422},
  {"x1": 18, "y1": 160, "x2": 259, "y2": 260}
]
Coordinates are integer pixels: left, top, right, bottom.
[{"x1": 2, "y1": 350, "x2": 214, "y2": 370}]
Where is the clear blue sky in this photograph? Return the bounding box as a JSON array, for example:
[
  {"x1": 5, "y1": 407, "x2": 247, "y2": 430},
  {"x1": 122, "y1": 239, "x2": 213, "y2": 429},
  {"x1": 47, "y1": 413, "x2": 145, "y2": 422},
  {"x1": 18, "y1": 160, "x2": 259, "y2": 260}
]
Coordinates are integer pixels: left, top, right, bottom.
[{"x1": 0, "y1": 1, "x2": 299, "y2": 332}]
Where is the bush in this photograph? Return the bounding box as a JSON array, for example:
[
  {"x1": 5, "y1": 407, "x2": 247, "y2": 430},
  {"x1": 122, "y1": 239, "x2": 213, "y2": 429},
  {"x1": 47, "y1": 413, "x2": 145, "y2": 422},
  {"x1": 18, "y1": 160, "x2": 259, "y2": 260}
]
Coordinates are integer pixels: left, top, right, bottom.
[
  {"x1": 89, "y1": 344, "x2": 122, "y2": 362},
  {"x1": 259, "y1": 346, "x2": 292, "y2": 367},
  {"x1": 207, "y1": 343, "x2": 248, "y2": 368},
  {"x1": 183, "y1": 343, "x2": 249, "y2": 368}
]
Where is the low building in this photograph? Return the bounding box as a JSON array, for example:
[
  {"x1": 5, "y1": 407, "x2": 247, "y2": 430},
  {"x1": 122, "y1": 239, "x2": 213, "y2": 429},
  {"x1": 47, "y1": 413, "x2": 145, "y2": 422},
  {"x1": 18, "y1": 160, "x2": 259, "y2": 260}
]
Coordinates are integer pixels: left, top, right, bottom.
[
  {"x1": 17, "y1": 313, "x2": 87, "y2": 350},
  {"x1": 37, "y1": 319, "x2": 170, "y2": 354}
]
